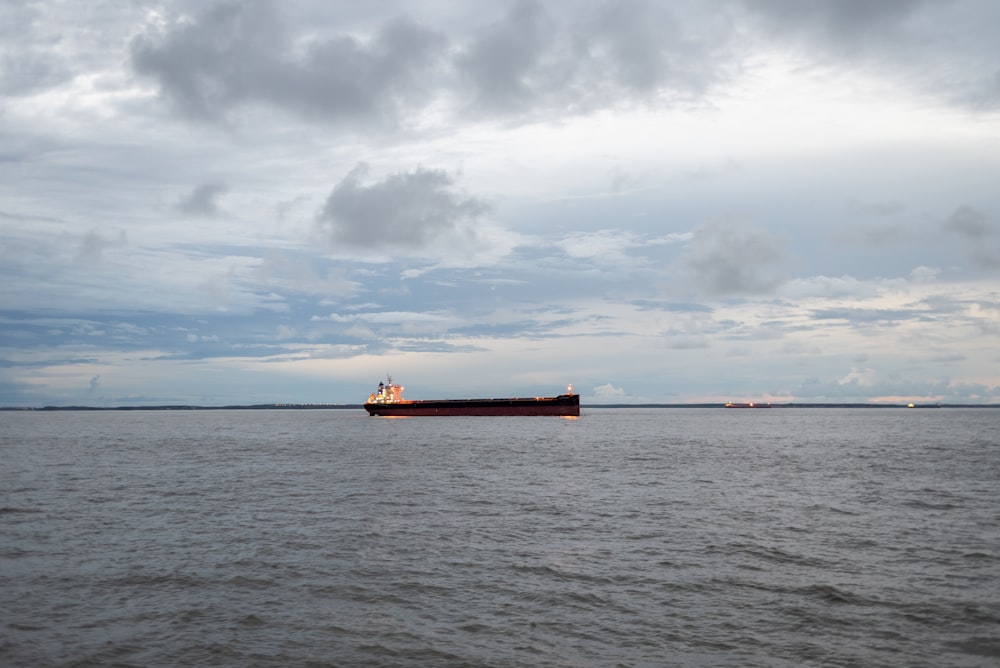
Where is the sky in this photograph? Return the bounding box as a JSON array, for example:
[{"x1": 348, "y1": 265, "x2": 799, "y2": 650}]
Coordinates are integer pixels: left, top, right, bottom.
[{"x1": 2, "y1": 0, "x2": 999, "y2": 406}]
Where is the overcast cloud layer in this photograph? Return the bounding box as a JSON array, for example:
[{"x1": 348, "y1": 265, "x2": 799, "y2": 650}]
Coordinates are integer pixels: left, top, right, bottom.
[{"x1": 2, "y1": 0, "x2": 999, "y2": 406}]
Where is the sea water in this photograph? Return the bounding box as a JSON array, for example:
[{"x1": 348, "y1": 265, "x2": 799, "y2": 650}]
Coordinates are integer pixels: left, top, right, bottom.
[{"x1": 2, "y1": 408, "x2": 998, "y2": 666}]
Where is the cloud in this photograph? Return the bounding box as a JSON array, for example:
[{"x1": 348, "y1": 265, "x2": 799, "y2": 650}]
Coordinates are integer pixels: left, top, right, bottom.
[
  {"x1": 742, "y1": 0, "x2": 923, "y2": 51},
  {"x1": 738, "y1": 0, "x2": 1000, "y2": 111},
  {"x1": 456, "y1": 0, "x2": 554, "y2": 113},
  {"x1": 583, "y1": 0, "x2": 731, "y2": 95},
  {"x1": 781, "y1": 275, "x2": 879, "y2": 300},
  {"x1": 909, "y1": 266, "x2": 939, "y2": 283},
  {"x1": 555, "y1": 229, "x2": 685, "y2": 267},
  {"x1": 317, "y1": 310, "x2": 456, "y2": 326},
  {"x1": 0, "y1": 3, "x2": 74, "y2": 96},
  {"x1": 945, "y1": 205, "x2": 994, "y2": 240},
  {"x1": 123, "y1": 0, "x2": 1000, "y2": 136},
  {"x1": 847, "y1": 198, "x2": 905, "y2": 217},
  {"x1": 457, "y1": 0, "x2": 735, "y2": 118},
  {"x1": 317, "y1": 163, "x2": 491, "y2": 254},
  {"x1": 3, "y1": 1, "x2": 999, "y2": 407},
  {"x1": 252, "y1": 251, "x2": 360, "y2": 300},
  {"x1": 593, "y1": 382, "x2": 626, "y2": 399},
  {"x1": 794, "y1": 373, "x2": 1000, "y2": 404},
  {"x1": 1, "y1": 49, "x2": 70, "y2": 97},
  {"x1": 176, "y1": 182, "x2": 229, "y2": 216},
  {"x1": 833, "y1": 205, "x2": 997, "y2": 266},
  {"x1": 76, "y1": 228, "x2": 128, "y2": 263},
  {"x1": 673, "y1": 217, "x2": 788, "y2": 296},
  {"x1": 130, "y1": 1, "x2": 447, "y2": 126},
  {"x1": 812, "y1": 307, "x2": 923, "y2": 324},
  {"x1": 959, "y1": 66, "x2": 1000, "y2": 110},
  {"x1": 128, "y1": 0, "x2": 739, "y2": 129},
  {"x1": 943, "y1": 206, "x2": 1000, "y2": 271}
]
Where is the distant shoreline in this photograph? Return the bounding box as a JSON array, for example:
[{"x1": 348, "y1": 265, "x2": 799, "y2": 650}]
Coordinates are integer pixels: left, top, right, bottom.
[
  {"x1": 0, "y1": 404, "x2": 365, "y2": 411},
  {"x1": 3, "y1": 403, "x2": 998, "y2": 411}
]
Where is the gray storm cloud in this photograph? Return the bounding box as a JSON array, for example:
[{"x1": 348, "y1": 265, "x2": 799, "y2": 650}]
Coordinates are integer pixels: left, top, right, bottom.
[
  {"x1": 946, "y1": 206, "x2": 1000, "y2": 271},
  {"x1": 456, "y1": 0, "x2": 732, "y2": 116},
  {"x1": 456, "y1": 0, "x2": 555, "y2": 113},
  {"x1": 678, "y1": 219, "x2": 788, "y2": 296},
  {"x1": 76, "y1": 229, "x2": 128, "y2": 264},
  {"x1": 741, "y1": 0, "x2": 924, "y2": 48},
  {"x1": 128, "y1": 0, "x2": 737, "y2": 127},
  {"x1": 126, "y1": 0, "x2": 1000, "y2": 128},
  {"x1": 0, "y1": 3, "x2": 74, "y2": 96},
  {"x1": 317, "y1": 164, "x2": 490, "y2": 251},
  {"x1": 946, "y1": 206, "x2": 993, "y2": 240},
  {"x1": 130, "y1": 2, "x2": 447, "y2": 125},
  {"x1": 739, "y1": 0, "x2": 1000, "y2": 110},
  {"x1": 176, "y1": 182, "x2": 229, "y2": 216}
]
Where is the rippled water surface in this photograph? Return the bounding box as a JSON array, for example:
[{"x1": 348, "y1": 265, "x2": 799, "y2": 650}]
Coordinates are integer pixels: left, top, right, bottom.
[{"x1": 2, "y1": 408, "x2": 999, "y2": 666}]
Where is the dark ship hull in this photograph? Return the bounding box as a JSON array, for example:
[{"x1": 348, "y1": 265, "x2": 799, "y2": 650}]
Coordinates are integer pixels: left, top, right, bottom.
[{"x1": 365, "y1": 394, "x2": 580, "y2": 417}]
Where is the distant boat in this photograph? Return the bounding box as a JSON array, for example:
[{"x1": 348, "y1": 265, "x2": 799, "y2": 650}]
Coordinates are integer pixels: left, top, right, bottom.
[
  {"x1": 364, "y1": 377, "x2": 580, "y2": 417},
  {"x1": 724, "y1": 401, "x2": 772, "y2": 408}
]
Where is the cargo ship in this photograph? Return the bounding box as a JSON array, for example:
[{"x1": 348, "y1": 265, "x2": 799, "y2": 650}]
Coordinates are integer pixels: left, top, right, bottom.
[
  {"x1": 724, "y1": 401, "x2": 772, "y2": 408},
  {"x1": 364, "y1": 377, "x2": 580, "y2": 417}
]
